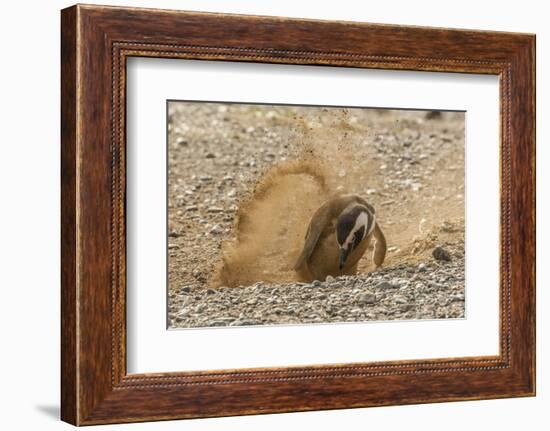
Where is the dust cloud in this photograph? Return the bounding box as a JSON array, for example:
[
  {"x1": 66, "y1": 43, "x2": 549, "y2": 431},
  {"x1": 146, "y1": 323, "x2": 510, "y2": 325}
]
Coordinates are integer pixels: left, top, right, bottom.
[{"x1": 212, "y1": 109, "x2": 377, "y2": 287}]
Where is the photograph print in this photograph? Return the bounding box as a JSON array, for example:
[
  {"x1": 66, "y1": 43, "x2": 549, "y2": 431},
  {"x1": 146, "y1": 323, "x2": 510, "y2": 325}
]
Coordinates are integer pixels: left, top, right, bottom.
[{"x1": 167, "y1": 101, "x2": 465, "y2": 329}]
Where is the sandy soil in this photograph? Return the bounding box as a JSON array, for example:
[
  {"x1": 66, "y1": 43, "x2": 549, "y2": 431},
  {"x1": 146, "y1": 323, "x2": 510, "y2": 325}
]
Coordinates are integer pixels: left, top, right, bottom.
[{"x1": 167, "y1": 102, "x2": 465, "y2": 328}]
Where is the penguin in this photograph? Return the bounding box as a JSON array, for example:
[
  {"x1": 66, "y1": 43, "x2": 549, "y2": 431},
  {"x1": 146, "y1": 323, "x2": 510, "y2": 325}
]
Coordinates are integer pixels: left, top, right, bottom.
[{"x1": 294, "y1": 194, "x2": 386, "y2": 282}]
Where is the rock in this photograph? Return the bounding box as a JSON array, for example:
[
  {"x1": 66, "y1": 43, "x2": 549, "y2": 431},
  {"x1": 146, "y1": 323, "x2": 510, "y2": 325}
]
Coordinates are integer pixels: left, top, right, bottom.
[
  {"x1": 233, "y1": 319, "x2": 258, "y2": 326},
  {"x1": 425, "y1": 111, "x2": 442, "y2": 120},
  {"x1": 325, "y1": 275, "x2": 335, "y2": 283},
  {"x1": 433, "y1": 246, "x2": 452, "y2": 261},
  {"x1": 210, "y1": 320, "x2": 230, "y2": 326},
  {"x1": 312, "y1": 280, "x2": 322, "y2": 287},
  {"x1": 207, "y1": 207, "x2": 224, "y2": 213},
  {"x1": 209, "y1": 225, "x2": 223, "y2": 235},
  {"x1": 376, "y1": 281, "x2": 394, "y2": 290},
  {"x1": 418, "y1": 263, "x2": 427, "y2": 272},
  {"x1": 394, "y1": 296, "x2": 408, "y2": 304},
  {"x1": 440, "y1": 221, "x2": 458, "y2": 233},
  {"x1": 205, "y1": 152, "x2": 216, "y2": 158},
  {"x1": 357, "y1": 293, "x2": 376, "y2": 304}
]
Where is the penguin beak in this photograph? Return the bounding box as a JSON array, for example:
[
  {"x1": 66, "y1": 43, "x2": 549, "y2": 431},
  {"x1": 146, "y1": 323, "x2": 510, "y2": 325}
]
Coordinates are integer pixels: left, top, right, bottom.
[{"x1": 339, "y1": 247, "x2": 349, "y2": 271}]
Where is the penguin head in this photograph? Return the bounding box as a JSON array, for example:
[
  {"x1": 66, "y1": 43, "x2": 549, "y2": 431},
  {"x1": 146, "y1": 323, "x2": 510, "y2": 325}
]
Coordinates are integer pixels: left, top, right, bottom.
[{"x1": 336, "y1": 205, "x2": 372, "y2": 270}]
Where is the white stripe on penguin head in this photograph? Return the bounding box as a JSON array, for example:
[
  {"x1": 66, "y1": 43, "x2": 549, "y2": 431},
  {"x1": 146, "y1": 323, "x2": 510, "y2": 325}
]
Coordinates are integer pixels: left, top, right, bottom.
[{"x1": 343, "y1": 210, "x2": 373, "y2": 249}]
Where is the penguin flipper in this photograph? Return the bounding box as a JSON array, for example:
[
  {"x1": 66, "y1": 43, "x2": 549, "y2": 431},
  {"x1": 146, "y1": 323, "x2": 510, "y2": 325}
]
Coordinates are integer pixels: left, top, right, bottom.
[
  {"x1": 372, "y1": 222, "x2": 387, "y2": 267},
  {"x1": 293, "y1": 202, "x2": 334, "y2": 271}
]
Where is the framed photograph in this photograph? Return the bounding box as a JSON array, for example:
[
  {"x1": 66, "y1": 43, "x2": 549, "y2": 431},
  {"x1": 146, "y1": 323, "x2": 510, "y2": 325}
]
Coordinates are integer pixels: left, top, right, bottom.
[{"x1": 61, "y1": 4, "x2": 535, "y2": 425}]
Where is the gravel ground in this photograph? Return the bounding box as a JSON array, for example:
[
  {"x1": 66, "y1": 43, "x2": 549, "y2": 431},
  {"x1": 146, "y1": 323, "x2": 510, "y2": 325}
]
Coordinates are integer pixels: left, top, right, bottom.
[
  {"x1": 170, "y1": 253, "x2": 465, "y2": 328},
  {"x1": 167, "y1": 103, "x2": 465, "y2": 328}
]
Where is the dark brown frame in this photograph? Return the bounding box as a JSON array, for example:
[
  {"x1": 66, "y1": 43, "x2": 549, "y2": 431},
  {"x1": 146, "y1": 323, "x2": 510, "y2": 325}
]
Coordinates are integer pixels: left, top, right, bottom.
[{"x1": 61, "y1": 4, "x2": 536, "y2": 426}]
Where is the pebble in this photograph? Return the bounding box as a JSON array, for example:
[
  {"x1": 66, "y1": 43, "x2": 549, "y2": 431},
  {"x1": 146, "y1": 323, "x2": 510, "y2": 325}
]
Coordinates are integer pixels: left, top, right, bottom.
[
  {"x1": 209, "y1": 225, "x2": 223, "y2": 235},
  {"x1": 394, "y1": 296, "x2": 408, "y2": 304},
  {"x1": 232, "y1": 320, "x2": 257, "y2": 326},
  {"x1": 433, "y1": 246, "x2": 452, "y2": 261},
  {"x1": 357, "y1": 293, "x2": 376, "y2": 304},
  {"x1": 376, "y1": 281, "x2": 394, "y2": 290},
  {"x1": 207, "y1": 207, "x2": 224, "y2": 213}
]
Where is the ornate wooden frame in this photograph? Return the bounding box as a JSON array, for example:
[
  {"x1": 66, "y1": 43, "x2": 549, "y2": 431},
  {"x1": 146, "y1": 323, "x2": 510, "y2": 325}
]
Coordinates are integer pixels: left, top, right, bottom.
[{"x1": 61, "y1": 4, "x2": 535, "y2": 425}]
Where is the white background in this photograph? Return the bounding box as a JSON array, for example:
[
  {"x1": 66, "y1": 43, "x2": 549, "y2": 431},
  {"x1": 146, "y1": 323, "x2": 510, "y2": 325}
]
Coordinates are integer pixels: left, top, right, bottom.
[
  {"x1": 127, "y1": 59, "x2": 500, "y2": 373},
  {"x1": 0, "y1": 0, "x2": 547, "y2": 430}
]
